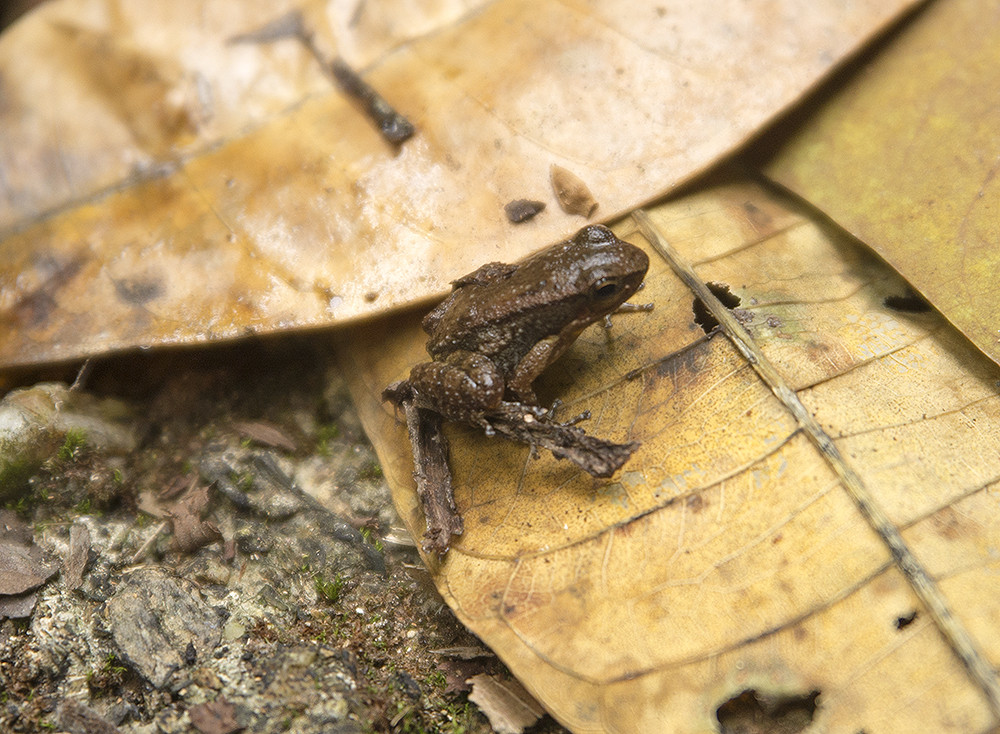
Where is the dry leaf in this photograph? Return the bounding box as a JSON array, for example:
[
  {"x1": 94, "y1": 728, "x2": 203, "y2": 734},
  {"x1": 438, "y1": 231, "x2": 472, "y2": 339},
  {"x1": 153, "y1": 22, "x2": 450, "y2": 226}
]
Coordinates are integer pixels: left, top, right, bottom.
[
  {"x1": 466, "y1": 674, "x2": 546, "y2": 734},
  {"x1": 0, "y1": 590, "x2": 38, "y2": 619},
  {"x1": 763, "y1": 0, "x2": 1000, "y2": 366},
  {"x1": 57, "y1": 699, "x2": 120, "y2": 734},
  {"x1": 0, "y1": 538, "x2": 58, "y2": 596},
  {"x1": 232, "y1": 420, "x2": 297, "y2": 452},
  {"x1": 343, "y1": 177, "x2": 1000, "y2": 732},
  {"x1": 188, "y1": 697, "x2": 242, "y2": 734},
  {"x1": 139, "y1": 476, "x2": 223, "y2": 553},
  {"x1": 0, "y1": 0, "x2": 920, "y2": 367},
  {"x1": 168, "y1": 483, "x2": 223, "y2": 553}
]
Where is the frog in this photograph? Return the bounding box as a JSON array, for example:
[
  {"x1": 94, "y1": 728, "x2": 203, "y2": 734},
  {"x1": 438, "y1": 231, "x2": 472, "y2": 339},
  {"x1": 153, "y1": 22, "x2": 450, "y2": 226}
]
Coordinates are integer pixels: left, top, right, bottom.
[{"x1": 385, "y1": 224, "x2": 650, "y2": 428}]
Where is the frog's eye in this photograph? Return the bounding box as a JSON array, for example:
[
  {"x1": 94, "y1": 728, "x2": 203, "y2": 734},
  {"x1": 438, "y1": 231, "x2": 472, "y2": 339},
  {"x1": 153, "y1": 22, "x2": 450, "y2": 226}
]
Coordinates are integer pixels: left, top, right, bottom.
[{"x1": 592, "y1": 277, "x2": 621, "y2": 300}]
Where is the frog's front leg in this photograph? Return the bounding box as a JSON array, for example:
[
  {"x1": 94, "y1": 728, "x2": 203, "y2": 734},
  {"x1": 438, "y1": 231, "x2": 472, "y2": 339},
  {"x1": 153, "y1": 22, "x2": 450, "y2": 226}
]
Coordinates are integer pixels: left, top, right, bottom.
[
  {"x1": 506, "y1": 332, "x2": 578, "y2": 404},
  {"x1": 407, "y1": 350, "x2": 504, "y2": 427}
]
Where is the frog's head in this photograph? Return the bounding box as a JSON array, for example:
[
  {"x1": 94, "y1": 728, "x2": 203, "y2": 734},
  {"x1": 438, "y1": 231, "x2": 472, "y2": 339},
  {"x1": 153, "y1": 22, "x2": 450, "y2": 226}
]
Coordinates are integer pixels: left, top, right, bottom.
[{"x1": 570, "y1": 225, "x2": 649, "y2": 314}]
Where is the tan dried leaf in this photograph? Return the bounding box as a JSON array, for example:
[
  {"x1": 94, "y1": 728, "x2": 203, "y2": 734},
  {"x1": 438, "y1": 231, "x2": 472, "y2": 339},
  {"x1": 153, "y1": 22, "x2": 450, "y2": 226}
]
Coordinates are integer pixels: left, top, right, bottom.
[
  {"x1": 764, "y1": 0, "x2": 1000, "y2": 366},
  {"x1": 232, "y1": 420, "x2": 297, "y2": 452},
  {"x1": 0, "y1": 0, "x2": 919, "y2": 367},
  {"x1": 467, "y1": 674, "x2": 546, "y2": 734},
  {"x1": 0, "y1": 539, "x2": 58, "y2": 596},
  {"x1": 188, "y1": 697, "x2": 241, "y2": 734},
  {"x1": 343, "y1": 178, "x2": 1000, "y2": 732}
]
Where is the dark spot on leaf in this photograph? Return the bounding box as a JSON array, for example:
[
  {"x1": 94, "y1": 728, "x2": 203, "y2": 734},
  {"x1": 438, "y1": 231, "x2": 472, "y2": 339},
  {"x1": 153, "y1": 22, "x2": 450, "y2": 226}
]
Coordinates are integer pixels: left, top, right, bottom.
[
  {"x1": 504, "y1": 199, "x2": 546, "y2": 223},
  {"x1": 113, "y1": 275, "x2": 163, "y2": 305},
  {"x1": 742, "y1": 200, "x2": 773, "y2": 230},
  {"x1": 883, "y1": 287, "x2": 930, "y2": 313},
  {"x1": 9, "y1": 290, "x2": 57, "y2": 328},
  {"x1": 693, "y1": 282, "x2": 742, "y2": 334},
  {"x1": 717, "y1": 688, "x2": 820, "y2": 734},
  {"x1": 685, "y1": 494, "x2": 705, "y2": 513},
  {"x1": 895, "y1": 610, "x2": 918, "y2": 630},
  {"x1": 5, "y1": 253, "x2": 86, "y2": 328}
]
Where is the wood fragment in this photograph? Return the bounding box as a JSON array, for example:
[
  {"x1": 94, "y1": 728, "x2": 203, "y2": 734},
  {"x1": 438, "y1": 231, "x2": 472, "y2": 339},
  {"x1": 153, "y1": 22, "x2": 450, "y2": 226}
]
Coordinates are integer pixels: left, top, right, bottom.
[
  {"x1": 504, "y1": 199, "x2": 545, "y2": 223},
  {"x1": 64, "y1": 523, "x2": 91, "y2": 590},
  {"x1": 233, "y1": 420, "x2": 297, "y2": 452}
]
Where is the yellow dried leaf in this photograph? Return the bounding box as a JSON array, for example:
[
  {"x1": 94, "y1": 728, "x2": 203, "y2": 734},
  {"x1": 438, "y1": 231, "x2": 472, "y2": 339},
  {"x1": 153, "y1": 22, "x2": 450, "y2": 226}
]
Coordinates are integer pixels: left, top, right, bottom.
[
  {"x1": 763, "y1": 0, "x2": 1000, "y2": 366},
  {"x1": 342, "y1": 178, "x2": 1000, "y2": 732},
  {"x1": 0, "y1": 0, "x2": 920, "y2": 367}
]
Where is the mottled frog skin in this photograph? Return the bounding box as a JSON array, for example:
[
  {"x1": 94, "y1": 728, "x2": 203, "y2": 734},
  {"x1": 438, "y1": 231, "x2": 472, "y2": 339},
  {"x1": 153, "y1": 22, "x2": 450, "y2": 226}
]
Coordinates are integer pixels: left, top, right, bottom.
[{"x1": 402, "y1": 225, "x2": 649, "y2": 425}]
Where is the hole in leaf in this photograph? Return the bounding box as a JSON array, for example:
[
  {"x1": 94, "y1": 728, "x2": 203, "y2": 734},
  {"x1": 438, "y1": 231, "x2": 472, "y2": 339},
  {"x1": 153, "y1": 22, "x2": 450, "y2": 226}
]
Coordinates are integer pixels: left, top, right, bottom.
[
  {"x1": 716, "y1": 688, "x2": 820, "y2": 734},
  {"x1": 895, "y1": 610, "x2": 918, "y2": 630},
  {"x1": 693, "y1": 282, "x2": 742, "y2": 333},
  {"x1": 883, "y1": 287, "x2": 930, "y2": 313}
]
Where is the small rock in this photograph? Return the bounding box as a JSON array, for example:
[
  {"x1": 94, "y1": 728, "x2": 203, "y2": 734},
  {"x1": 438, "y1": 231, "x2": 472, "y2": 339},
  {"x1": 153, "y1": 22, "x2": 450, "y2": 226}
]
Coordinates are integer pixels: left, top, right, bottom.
[
  {"x1": 57, "y1": 699, "x2": 120, "y2": 734},
  {"x1": 105, "y1": 567, "x2": 222, "y2": 688}
]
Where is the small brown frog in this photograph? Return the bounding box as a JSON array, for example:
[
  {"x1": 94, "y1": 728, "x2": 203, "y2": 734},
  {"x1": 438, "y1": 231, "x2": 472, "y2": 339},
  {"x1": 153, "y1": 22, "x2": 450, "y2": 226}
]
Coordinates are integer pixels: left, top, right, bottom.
[
  {"x1": 384, "y1": 224, "x2": 650, "y2": 552},
  {"x1": 387, "y1": 224, "x2": 649, "y2": 426}
]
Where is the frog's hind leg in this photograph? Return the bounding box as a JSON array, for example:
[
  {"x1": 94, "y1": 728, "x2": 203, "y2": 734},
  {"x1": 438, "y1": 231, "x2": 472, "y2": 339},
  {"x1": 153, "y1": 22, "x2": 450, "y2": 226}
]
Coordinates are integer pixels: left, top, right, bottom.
[{"x1": 408, "y1": 351, "x2": 504, "y2": 426}]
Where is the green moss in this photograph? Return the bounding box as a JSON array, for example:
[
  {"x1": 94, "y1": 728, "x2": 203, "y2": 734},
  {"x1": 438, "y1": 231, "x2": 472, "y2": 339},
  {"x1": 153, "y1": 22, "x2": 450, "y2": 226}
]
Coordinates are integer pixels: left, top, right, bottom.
[
  {"x1": 357, "y1": 460, "x2": 383, "y2": 481},
  {"x1": 314, "y1": 573, "x2": 347, "y2": 604},
  {"x1": 315, "y1": 423, "x2": 340, "y2": 456},
  {"x1": 0, "y1": 458, "x2": 37, "y2": 500},
  {"x1": 57, "y1": 428, "x2": 87, "y2": 461}
]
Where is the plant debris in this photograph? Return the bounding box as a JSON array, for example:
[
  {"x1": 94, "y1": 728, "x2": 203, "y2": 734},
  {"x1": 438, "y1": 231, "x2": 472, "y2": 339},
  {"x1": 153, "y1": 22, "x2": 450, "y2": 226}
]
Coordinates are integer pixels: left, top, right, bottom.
[
  {"x1": 550, "y1": 164, "x2": 598, "y2": 217},
  {"x1": 329, "y1": 58, "x2": 416, "y2": 145},
  {"x1": 188, "y1": 697, "x2": 243, "y2": 734},
  {"x1": 467, "y1": 674, "x2": 546, "y2": 734},
  {"x1": 0, "y1": 338, "x2": 567, "y2": 733},
  {"x1": 63, "y1": 522, "x2": 90, "y2": 590},
  {"x1": 504, "y1": 199, "x2": 546, "y2": 223}
]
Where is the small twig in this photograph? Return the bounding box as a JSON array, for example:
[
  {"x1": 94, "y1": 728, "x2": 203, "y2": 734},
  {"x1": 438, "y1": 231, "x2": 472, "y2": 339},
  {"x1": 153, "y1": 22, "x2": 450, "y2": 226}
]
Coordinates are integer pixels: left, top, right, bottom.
[
  {"x1": 330, "y1": 58, "x2": 416, "y2": 145},
  {"x1": 130, "y1": 520, "x2": 170, "y2": 564},
  {"x1": 234, "y1": 10, "x2": 416, "y2": 146}
]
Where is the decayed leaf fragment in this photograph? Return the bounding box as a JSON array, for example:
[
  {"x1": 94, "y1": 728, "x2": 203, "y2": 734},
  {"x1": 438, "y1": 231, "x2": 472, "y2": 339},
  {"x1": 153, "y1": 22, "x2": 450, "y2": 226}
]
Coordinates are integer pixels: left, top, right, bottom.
[
  {"x1": 763, "y1": 0, "x2": 1000, "y2": 366},
  {"x1": 0, "y1": 0, "x2": 921, "y2": 367},
  {"x1": 550, "y1": 165, "x2": 598, "y2": 218},
  {"x1": 343, "y1": 178, "x2": 1000, "y2": 732},
  {"x1": 467, "y1": 674, "x2": 546, "y2": 734}
]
